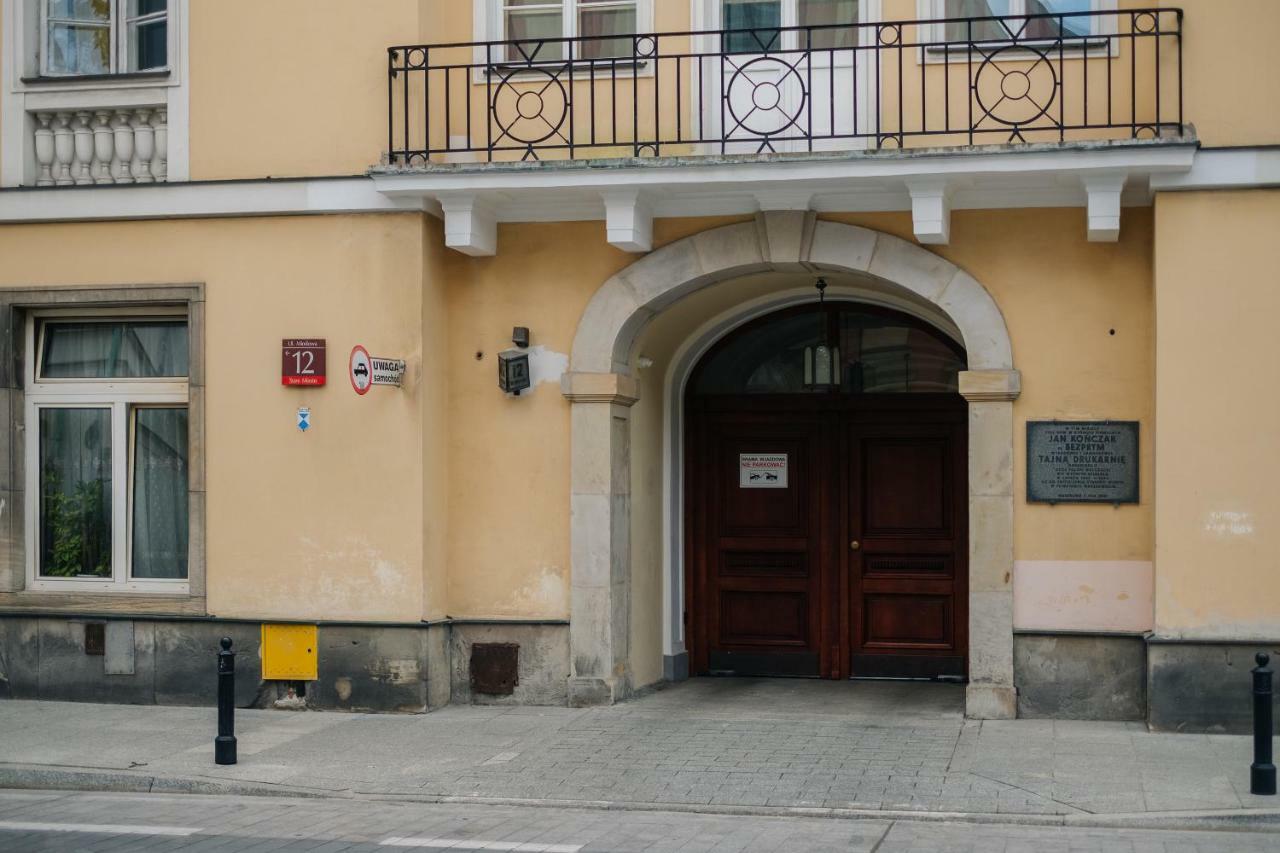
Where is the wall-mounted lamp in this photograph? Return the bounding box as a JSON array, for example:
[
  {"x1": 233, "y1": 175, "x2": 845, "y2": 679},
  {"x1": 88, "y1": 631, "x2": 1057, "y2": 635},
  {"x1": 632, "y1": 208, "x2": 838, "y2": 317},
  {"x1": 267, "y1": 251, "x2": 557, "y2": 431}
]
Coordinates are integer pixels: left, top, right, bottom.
[{"x1": 499, "y1": 327, "x2": 532, "y2": 395}]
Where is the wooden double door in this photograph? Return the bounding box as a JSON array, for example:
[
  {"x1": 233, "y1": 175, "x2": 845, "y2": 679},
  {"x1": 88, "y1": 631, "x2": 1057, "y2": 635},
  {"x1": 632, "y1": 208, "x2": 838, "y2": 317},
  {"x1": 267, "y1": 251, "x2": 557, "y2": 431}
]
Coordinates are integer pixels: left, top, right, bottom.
[{"x1": 685, "y1": 396, "x2": 968, "y2": 681}]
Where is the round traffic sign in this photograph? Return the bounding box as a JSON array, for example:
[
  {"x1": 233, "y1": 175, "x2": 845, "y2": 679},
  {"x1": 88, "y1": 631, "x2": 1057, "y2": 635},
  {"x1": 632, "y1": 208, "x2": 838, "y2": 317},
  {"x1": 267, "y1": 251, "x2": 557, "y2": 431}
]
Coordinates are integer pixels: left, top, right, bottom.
[{"x1": 349, "y1": 345, "x2": 372, "y2": 395}]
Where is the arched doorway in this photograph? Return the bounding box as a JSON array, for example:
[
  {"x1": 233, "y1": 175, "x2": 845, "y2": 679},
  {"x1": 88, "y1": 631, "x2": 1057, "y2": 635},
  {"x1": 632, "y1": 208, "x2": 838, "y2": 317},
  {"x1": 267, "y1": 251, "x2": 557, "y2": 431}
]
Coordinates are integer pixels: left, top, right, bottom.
[
  {"x1": 563, "y1": 212, "x2": 1020, "y2": 718},
  {"x1": 684, "y1": 298, "x2": 970, "y2": 681}
]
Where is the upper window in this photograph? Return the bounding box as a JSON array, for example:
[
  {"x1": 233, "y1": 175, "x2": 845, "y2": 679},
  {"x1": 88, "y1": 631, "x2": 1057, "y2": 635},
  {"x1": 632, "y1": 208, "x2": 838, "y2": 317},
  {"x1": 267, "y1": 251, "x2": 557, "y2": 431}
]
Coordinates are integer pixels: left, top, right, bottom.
[
  {"x1": 501, "y1": 0, "x2": 639, "y2": 61},
  {"x1": 41, "y1": 0, "x2": 168, "y2": 77},
  {"x1": 722, "y1": 0, "x2": 860, "y2": 52},
  {"x1": 27, "y1": 314, "x2": 189, "y2": 591},
  {"x1": 943, "y1": 0, "x2": 1094, "y2": 43}
]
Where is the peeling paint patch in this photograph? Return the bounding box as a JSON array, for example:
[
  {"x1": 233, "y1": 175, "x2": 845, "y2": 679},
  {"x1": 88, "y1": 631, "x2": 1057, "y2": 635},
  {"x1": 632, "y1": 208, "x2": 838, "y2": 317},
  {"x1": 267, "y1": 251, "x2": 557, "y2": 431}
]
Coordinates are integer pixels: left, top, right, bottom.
[
  {"x1": 1204, "y1": 510, "x2": 1254, "y2": 537},
  {"x1": 368, "y1": 658, "x2": 421, "y2": 684},
  {"x1": 527, "y1": 345, "x2": 568, "y2": 387}
]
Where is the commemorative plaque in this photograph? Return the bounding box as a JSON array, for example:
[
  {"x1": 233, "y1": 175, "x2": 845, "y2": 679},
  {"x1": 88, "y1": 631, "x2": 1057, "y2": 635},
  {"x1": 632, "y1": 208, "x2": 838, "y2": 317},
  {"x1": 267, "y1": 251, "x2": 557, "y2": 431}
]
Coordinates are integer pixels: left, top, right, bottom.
[{"x1": 1027, "y1": 421, "x2": 1139, "y2": 504}]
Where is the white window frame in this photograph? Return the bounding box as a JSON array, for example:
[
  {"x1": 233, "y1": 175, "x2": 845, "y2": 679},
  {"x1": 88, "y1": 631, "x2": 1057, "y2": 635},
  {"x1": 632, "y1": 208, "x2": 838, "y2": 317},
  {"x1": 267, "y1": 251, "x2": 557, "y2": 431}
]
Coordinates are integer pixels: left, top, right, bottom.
[
  {"x1": 23, "y1": 306, "x2": 190, "y2": 594},
  {"x1": 699, "y1": 0, "x2": 881, "y2": 64},
  {"x1": 477, "y1": 0, "x2": 653, "y2": 71},
  {"x1": 38, "y1": 0, "x2": 172, "y2": 78},
  {"x1": 918, "y1": 0, "x2": 1119, "y2": 61}
]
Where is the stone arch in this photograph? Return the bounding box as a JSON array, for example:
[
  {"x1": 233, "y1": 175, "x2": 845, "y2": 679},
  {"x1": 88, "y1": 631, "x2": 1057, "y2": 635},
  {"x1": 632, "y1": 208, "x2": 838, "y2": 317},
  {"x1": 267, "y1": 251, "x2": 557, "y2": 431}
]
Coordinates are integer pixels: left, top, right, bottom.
[{"x1": 562, "y1": 213, "x2": 1021, "y2": 719}]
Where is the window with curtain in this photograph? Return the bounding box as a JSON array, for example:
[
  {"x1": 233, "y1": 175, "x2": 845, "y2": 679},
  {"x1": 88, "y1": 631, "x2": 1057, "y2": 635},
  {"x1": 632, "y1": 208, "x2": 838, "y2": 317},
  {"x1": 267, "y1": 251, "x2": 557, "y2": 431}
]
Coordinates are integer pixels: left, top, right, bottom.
[
  {"x1": 502, "y1": 0, "x2": 639, "y2": 62},
  {"x1": 943, "y1": 0, "x2": 1094, "y2": 44},
  {"x1": 722, "y1": 0, "x2": 860, "y2": 53},
  {"x1": 30, "y1": 316, "x2": 189, "y2": 587},
  {"x1": 43, "y1": 0, "x2": 168, "y2": 76}
]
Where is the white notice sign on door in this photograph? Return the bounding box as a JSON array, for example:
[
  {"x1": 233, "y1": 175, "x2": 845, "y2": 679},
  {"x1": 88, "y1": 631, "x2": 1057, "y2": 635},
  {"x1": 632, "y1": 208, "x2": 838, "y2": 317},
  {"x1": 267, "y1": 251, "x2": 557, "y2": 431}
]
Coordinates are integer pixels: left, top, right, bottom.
[{"x1": 739, "y1": 453, "x2": 788, "y2": 489}]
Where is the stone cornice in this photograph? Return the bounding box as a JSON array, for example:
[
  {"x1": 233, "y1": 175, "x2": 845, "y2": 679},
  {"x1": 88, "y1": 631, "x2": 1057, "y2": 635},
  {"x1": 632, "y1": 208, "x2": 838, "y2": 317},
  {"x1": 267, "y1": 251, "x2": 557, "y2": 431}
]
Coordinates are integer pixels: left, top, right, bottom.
[
  {"x1": 561, "y1": 371, "x2": 640, "y2": 406},
  {"x1": 959, "y1": 369, "x2": 1022, "y2": 402}
]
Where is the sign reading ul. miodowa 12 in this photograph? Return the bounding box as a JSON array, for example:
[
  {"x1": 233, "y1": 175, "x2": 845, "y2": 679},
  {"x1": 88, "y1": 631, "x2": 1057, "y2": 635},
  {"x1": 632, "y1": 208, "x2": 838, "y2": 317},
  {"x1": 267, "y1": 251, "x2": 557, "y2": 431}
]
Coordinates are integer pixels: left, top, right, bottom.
[{"x1": 1026, "y1": 421, "x2": 1139, "y2": 505}]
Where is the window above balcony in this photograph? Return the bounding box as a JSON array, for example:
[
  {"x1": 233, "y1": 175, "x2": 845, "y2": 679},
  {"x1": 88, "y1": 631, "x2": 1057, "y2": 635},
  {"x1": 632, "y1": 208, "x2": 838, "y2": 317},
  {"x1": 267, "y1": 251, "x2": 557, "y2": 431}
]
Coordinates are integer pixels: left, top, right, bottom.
[{"x1": 1, "y1": 0, "x2": 190, "y2": 186}]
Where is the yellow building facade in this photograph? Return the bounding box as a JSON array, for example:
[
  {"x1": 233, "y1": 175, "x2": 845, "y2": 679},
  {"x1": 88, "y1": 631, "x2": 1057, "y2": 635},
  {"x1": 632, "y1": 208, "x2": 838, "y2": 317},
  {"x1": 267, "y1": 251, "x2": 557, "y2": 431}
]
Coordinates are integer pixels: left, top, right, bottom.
[{"x1": 0, "y1": 0, "x2": 1275, "y2": 729}]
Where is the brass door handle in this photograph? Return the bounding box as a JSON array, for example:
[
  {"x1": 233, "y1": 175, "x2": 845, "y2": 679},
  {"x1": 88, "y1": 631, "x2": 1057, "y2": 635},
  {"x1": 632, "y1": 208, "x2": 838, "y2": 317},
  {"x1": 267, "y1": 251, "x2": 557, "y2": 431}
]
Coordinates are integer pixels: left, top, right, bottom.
[{"x1": 850, "y1": 540, "x2": 861, "y2": 551}]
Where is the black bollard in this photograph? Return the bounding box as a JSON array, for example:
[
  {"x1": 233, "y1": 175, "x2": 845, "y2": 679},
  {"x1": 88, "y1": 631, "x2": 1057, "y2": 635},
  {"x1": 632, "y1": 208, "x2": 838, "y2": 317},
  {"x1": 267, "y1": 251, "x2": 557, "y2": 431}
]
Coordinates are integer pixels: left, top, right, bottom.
[
  {"x1": 215, "y1": 637, "x2": 237, "y2": 766},
  {"x1": 1252, "y1": 652, "x2": 1275, "y2": 795}
]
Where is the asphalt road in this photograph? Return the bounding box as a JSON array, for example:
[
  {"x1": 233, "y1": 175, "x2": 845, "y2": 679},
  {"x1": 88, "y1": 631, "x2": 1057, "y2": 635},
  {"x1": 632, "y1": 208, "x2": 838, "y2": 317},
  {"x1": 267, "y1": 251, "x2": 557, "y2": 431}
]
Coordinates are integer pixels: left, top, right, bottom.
[{"x1": 1, "y1": 789, "x2": 1278, "y2": 853}]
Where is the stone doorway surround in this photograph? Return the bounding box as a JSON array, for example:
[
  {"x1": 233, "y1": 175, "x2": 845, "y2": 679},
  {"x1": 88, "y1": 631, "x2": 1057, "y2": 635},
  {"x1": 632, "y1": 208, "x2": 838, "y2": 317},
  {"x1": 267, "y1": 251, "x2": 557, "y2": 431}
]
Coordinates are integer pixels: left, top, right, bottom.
[{"x1": 561, "y1": 213, "x2": 1021, "y2": 719}]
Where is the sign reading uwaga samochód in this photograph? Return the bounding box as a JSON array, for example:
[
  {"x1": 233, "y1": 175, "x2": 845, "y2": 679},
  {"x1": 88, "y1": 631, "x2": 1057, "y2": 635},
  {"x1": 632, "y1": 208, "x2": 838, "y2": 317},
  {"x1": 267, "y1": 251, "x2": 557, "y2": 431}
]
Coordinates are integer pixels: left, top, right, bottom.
[{"x1": 1027, "y1": 421, "x2": 1139, "y2": 504}]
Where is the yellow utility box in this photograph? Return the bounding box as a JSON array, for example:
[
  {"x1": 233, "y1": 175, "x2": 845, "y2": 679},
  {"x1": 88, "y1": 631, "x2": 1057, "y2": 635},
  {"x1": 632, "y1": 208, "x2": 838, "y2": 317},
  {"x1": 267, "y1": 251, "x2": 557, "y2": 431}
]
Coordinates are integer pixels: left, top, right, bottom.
[{"x1": 261, "y1": 624, "x2": 318, "y2": 680}]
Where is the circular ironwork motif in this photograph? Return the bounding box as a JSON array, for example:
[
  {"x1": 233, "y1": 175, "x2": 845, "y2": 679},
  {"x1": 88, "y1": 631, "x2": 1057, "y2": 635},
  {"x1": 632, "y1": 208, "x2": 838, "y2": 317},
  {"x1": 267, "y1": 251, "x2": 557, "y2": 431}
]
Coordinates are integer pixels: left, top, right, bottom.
[
  {"x1": 493, "y1": 68, "x2": 570, "y2": 146},
  {"x1": 725, "y1": 57, "x2": 808, "y2": 138},
  {"x1": 974, "y1": 47, "x2": 1058, "y2": 128}
]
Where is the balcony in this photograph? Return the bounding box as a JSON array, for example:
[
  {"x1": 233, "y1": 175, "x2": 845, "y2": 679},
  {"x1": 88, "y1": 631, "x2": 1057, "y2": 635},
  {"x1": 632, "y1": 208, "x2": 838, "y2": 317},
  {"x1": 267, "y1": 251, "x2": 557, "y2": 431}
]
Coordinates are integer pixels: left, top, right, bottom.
[{"x1": 374, "y1": 9, "x2": 1195, "y2": 255}]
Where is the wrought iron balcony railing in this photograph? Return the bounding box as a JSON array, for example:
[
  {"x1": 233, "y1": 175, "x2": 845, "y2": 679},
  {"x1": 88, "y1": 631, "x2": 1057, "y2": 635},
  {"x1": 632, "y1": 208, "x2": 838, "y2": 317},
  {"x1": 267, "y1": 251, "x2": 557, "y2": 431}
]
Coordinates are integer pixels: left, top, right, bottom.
[{"x1": 386, "y1": 8, "x2": 1183, "y2": 167}]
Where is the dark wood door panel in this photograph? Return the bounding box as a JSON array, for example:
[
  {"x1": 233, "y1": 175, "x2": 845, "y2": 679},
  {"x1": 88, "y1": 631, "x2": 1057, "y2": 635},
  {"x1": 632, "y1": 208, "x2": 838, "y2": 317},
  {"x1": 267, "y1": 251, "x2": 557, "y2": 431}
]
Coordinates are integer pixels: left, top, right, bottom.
[
  {"x1": 719, "y1": 549, "x2": 809, "y2": 579},
  {"x1": 718, "y1": 590, "x2": 810, "y2": 647},
  {"x1": 861, "y1": 437, "x2": 952, "y2": 536},
  {"x1": 863, "y1": 593, "x2": 953, "y2": 648}
]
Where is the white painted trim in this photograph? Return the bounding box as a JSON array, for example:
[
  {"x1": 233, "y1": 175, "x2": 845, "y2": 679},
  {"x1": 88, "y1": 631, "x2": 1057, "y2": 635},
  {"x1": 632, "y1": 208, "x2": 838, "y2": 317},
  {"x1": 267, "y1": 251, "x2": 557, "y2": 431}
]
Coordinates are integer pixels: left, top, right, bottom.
[
  {"x1": 0, "y1": 177, "x2": 428, "y2": 223},
  {"x1": 10, "y1": 147, "x2": 1280, "y2": 230},
  {"x1": 374, "y1": 144, "x2": 1195, "y2": 195},
  {"x1": 1149, "y1": 148, "x2": 1280, "y2": 192}
]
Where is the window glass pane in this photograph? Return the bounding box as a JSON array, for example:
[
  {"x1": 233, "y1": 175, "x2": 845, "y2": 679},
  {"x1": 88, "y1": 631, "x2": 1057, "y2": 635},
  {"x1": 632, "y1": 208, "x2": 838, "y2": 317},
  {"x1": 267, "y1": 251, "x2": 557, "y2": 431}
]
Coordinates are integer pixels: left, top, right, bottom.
[
  {"x1": 693, "y1": 310, "x2": 827, "y2": 394},
  {"x1": 838, "y1": 312, "x2": 964, "y2": 393},
  {"x1": 40, "y1": 320, "x2": 189, "y2": 379},
  {"x1": 47, "y1": 0, "x2": 110, "y2": 22},
  {"x1": 47, "y1": 23, "x2": 110, "y2": 74},
  {"x1": 128, "y1": 18, "x2": 167, "y2": 70},
  {"x1": 723, "y1": 0, "x2": 781, "y2": 54},
  {"x1": 944, "y1": 0, "x2": 1013, "y2": 43},
  {"x1": 1025, "y1": 0, "x2": 1092, "y2": 39},
  {"x1": 39, "y1": 408, "x2": 111, "y2": 578},
  {"x1": 579, "y1": 2, "x2": 637, "y2": 60},
  {"x1": 505, "y1": 3, "x2": 564, "y2": 61},
  {"x1": 129, "y1": 0, "x2": 166, "y2": 16},
  {"x1": 799, "y1": 0, "x2": 859, "y2": 50},
  {"x1": 692, "y1": 306, "x2": 965, "y2": 395},
  {"x1": 132, "y1": 408, "x2": 188, "y2": 580}
]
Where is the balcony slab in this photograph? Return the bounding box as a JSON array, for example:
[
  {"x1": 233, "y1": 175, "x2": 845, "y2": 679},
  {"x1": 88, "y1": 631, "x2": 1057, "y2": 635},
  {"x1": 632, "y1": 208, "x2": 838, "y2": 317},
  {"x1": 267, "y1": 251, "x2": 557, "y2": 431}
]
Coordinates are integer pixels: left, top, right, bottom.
[{"x1": 370, "y1": 137, "x2": 1197, "y2": 254}]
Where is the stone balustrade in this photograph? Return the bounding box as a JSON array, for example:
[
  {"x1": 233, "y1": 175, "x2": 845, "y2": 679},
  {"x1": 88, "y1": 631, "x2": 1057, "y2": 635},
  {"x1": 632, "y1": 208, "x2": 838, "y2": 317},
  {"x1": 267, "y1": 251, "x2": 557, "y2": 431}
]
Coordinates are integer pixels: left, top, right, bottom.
[{"x1": 33, "y1": 107, "x2": 168, "y2": 186}]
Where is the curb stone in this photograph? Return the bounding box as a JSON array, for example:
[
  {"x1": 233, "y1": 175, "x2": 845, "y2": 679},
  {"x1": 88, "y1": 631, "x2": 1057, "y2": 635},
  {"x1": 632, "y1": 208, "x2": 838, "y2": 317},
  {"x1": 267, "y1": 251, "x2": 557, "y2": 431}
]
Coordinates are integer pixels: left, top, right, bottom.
[{"x1": 3, "y1": 764, "x2": 1280, "y2": 834}]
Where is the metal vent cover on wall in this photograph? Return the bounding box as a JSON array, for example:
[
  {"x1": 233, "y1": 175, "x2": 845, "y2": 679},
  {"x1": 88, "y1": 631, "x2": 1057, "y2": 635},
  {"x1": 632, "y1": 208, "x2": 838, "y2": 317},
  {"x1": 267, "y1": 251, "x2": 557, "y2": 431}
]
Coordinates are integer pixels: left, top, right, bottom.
[{"x1": 470, "y1": 643, "x2": 519, "y2": 695}]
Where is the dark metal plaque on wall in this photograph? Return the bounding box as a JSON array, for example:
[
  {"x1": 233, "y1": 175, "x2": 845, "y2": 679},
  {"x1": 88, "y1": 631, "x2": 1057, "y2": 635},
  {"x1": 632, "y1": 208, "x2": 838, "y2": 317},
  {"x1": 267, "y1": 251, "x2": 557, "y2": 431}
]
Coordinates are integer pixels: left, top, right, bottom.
[{"x1": 1027, "y1": 421, "x2": 1139, "y2": 504}]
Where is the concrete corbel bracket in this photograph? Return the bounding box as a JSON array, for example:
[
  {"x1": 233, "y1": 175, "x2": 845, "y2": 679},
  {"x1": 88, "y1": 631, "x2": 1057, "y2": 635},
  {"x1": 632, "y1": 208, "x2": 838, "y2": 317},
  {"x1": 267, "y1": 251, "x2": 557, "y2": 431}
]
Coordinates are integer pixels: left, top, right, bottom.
[
  {"x1": 437, "y1": 191, "x2": 497, "y2": 256},
  {"x1": 906, "y1": 177, "x2": 953, "y2": 246},
  {"x1": 560, "y1": 371, "x2": 641, "y2": 406},
  {"x1": 1081, "y1": 172, "x2": 1128, "y2": 242},
  {"x1": 602, "y1": 189, "x2": 654, "y2": 253}
]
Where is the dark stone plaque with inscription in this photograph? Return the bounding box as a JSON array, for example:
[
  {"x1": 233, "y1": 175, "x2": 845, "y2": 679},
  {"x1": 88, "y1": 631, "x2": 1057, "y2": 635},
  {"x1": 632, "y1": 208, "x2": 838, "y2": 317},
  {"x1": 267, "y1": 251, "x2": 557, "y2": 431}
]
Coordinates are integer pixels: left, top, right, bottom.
[{"x1": 1027, "y1": 421, "x2": 1139, "y2": 504}]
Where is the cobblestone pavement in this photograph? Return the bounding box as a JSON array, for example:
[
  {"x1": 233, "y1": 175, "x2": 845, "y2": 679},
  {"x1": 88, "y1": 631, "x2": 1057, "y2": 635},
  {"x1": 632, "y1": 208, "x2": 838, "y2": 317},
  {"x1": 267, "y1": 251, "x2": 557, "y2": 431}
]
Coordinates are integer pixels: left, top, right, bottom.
[
  {"x1": 1, "y1": 679, "x2": 1277, "y2": 818},
  {"x1": 1, "y1": 789, "x2": 1277, "y2": 853}
]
